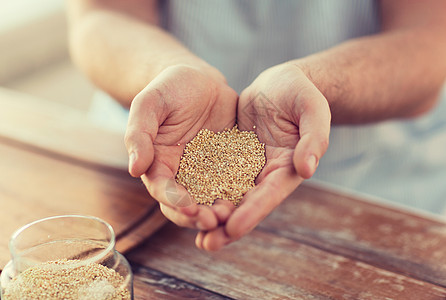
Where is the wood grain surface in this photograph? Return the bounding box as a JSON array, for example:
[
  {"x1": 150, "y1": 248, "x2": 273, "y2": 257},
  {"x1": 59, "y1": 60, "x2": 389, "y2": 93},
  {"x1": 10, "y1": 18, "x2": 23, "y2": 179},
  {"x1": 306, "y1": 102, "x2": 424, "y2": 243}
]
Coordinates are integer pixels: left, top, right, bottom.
[
  {"x1": 129, "y1": 184, "x2": 446, "y2": 300},
  {"x1": 2, "y1": 88, "x2": 446, "y2": 299},
  {"x1": 259, "y1": 184, "x2": 446, "y2": 287},
  {"x1": 0, "y1": 137, "x2": 165, "y2": 268},
  {"x1": 0, "y1": 87, "x2": 128, "y2": 171},
  {"x1": 0, "y1": 88, "x2": 167, "y2": 269},
  {"x1": 132, "y1": 263, "x2": 232, "y2": 300}
]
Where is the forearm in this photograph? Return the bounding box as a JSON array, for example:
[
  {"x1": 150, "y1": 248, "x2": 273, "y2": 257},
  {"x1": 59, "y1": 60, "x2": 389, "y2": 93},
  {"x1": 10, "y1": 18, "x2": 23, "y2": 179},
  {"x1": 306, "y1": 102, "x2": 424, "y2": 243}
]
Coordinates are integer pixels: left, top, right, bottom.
[
  {"x1": 67, "y1": 1, "x2": 221, "y2": 107},
  {"x1": 294, "y1": 31, "x2": 446, "y2": 124},
  {"x1": 293, "y1": 1, "x2": 446, "y2": 124}
]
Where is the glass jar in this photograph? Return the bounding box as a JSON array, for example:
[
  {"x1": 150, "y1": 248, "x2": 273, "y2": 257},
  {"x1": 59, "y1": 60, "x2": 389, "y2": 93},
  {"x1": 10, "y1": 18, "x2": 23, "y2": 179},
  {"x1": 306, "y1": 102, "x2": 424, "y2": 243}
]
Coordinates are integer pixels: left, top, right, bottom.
[{"x1": 0, "y1": 215, "x2": 133, "y2": 299}]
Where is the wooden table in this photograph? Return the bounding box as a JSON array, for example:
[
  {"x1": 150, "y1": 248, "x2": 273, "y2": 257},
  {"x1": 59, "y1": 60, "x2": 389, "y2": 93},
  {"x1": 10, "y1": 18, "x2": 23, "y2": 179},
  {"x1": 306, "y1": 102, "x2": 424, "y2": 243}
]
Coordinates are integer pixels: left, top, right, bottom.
[{"x1": 1, "y1": 88, "x2": 446, "y2": 299}]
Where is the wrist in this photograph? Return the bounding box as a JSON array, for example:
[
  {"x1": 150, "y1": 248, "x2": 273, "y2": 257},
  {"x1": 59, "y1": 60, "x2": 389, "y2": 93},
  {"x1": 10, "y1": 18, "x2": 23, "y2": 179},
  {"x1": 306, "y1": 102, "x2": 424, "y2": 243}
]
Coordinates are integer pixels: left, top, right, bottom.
[
  {"x1": 194, "y1": 63, "x2": 227, "y2": 85},
  {"x1": 156, "y1": 52, "x2": 227, "y2": 85},
  {"x1": 285, "y1": 58, "x2": 338, "y2": 114},
  {"x1": 284, "y1": 60, "x2": 314, "y2": 87}
]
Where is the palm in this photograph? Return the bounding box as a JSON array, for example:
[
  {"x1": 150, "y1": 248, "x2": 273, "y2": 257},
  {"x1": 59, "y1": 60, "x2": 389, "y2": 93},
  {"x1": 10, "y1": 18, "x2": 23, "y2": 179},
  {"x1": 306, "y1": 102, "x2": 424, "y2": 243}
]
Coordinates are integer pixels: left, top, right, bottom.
[
  {"x1": 249, "y1": 118, "x2": 302, "y2": 194},
  {"x1": 234, "y1": 93, "x2": 305, "y2": 224},
  {"x1": 199, "y1": 71, "x2": 330, "y2": 249},
  {"x1": 148, "y1": 100, "x2": 236, "y2": 205},
  {"x1": 126, "y1": 65, "x2": 237, "y2": 207}
]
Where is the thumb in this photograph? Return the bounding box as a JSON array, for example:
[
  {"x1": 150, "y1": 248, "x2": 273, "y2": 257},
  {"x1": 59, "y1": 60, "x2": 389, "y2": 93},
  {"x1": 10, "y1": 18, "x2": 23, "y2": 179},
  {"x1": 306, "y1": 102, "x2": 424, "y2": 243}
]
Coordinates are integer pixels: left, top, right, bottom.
[
  {"x1": 293, "y1": 133, "x2": 328, "y2": 179},
  {"x1": 124, "y1": 89, "x2": 165, "y2": 177},
  {"x1": 292, "y1": 87, "x2": 331, "y2": 179}
]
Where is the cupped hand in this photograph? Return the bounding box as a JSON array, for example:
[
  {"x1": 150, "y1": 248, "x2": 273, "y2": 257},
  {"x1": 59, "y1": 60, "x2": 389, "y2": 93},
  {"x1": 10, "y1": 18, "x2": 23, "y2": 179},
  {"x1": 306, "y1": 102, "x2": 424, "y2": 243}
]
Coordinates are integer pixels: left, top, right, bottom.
[
  {"x1": 196, "y1": 63, "x2": 331, "y2": 250},
  {"x1": 124, "y1": 64, "x2": 238, "y2": 232}
]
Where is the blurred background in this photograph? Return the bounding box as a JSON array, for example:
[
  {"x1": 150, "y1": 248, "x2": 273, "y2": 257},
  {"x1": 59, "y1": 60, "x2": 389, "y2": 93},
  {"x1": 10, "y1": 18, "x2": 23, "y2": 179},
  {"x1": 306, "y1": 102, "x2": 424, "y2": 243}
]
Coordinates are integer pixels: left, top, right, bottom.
[{"x1": 0, "y1": 0, "x2": 94, "y2": 111}]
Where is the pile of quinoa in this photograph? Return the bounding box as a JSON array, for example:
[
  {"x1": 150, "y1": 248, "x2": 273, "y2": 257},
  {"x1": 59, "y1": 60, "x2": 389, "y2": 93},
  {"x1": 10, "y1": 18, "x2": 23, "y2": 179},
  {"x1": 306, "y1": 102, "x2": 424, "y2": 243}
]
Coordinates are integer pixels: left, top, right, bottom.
[
  {"x1": 176, "y1": 125, "x2": 266, "y2": 206},
  {"x1": 3, "y1": 259, "x2": 130, "y2": 300}
]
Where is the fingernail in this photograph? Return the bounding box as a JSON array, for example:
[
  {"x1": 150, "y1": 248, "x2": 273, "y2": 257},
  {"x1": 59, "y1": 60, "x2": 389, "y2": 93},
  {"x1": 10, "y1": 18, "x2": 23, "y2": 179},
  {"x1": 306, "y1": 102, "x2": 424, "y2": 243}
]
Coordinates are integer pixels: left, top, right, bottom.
[
  {"x1": 307, "y1": 155, "x2": 318, "y2": 175},
  {"x1": 196, "y1": 221, "x2": 206, "y2": 231},
  {"x1": 128, "y1": 152, "x2": 136, "y2": 172}
]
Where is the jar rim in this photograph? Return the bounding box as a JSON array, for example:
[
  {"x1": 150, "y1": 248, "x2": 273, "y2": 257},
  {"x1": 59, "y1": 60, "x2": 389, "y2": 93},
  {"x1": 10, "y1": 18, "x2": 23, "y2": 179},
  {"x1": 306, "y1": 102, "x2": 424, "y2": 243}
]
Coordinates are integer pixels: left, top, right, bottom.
[{"x1": 9, "y1": 215, "x2": 116, "y2": 269}]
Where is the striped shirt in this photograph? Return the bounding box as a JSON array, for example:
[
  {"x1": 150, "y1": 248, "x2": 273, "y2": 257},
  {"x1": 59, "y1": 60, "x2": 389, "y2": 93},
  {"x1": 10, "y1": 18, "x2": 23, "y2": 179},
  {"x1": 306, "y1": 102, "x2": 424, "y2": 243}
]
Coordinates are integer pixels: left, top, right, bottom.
[{"x1": 92, "y1": 0, "x2": 446, "y2": 213}]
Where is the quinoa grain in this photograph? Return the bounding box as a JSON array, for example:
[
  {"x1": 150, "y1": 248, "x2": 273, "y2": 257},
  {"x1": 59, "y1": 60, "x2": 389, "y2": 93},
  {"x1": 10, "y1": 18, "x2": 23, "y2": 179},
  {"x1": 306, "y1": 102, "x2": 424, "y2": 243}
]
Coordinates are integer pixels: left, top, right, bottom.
[
  {"x1": 3, "y1": 259, "x2": 131, "y2": 300},
  {"x1": 175, "y1": 125, "x2": 266, "y2": 206}
]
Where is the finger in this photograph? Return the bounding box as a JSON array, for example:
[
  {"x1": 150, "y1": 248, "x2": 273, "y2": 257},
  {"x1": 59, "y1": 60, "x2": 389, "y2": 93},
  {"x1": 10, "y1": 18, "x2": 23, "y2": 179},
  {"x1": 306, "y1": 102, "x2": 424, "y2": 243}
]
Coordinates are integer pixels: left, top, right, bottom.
[
  {"x1": 142, "y1": 174, "x2": 197, "y2": 214},
  {"x1": 195, "y1": 231, "x2": 205, "y2": 249},
  {"x1": 159, "y1": 203, "x2": 196, "y2": 228},
  {"x1": 292, "y1": 84, "x2": 331, "y2": 179},
  {"x1": 159, "y1": 203, "x2": 219, "y2": 231},
  {"x1": 293, "y1": 134, "x2": 326, "y2": 179},
  {"x1": 125, "y1": 88, "x2": 169, "y2": 177},
  {"x1": 225, "y1": 166, "x2": 303, "y2": 241},
  {"x1": 200, "y1": 227, "x2": 232, "y2": 252},
  {"x1": 195, "y1": 206, "x2": 219, "y2": 231},
  {"x1": 210, "y1": 199, "x2": 236, "y2": 224}
]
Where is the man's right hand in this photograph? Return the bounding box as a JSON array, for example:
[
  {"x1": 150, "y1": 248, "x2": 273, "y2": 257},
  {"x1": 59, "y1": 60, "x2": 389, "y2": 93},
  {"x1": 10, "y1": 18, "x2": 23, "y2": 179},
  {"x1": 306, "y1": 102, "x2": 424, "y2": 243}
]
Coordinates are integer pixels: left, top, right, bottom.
[{"x1": 125, "y1": 64, "x2": 238, "y2": 233}]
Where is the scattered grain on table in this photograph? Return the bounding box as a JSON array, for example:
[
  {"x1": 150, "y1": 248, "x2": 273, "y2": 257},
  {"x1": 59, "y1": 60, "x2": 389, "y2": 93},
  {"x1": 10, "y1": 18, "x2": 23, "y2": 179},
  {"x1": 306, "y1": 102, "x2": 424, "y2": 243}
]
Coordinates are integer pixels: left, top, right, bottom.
[{"x1": 176, "y1": 125, "x2": 266, "y2": 206}]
